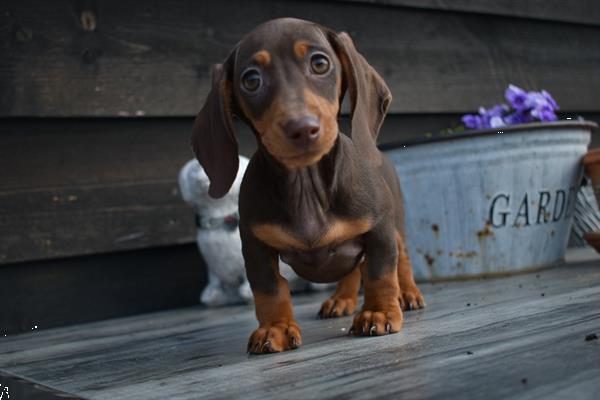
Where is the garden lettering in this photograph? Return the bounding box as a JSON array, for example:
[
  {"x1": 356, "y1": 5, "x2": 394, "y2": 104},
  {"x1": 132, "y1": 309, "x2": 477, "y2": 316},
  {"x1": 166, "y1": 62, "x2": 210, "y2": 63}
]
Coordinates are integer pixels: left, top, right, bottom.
[{"x1": 489, "y1": 187, "x2": 578, "y2": 228}]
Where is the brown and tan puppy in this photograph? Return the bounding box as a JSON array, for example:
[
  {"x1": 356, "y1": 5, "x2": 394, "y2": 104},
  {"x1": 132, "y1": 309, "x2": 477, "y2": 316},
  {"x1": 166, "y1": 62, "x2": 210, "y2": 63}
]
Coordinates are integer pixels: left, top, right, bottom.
[{"x1": 192, "y1": 18, "x2": 425, "y2": 354}]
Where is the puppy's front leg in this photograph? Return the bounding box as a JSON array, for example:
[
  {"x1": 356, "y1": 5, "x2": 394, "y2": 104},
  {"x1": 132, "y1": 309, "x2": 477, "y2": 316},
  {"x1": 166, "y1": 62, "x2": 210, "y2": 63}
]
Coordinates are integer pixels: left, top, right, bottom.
[
  {"x1": 351, "y1": 221, "x2": 403, "y2": 336},
  {"x1": 242, "y1": 230, "x2": 301, "y2": 354}
]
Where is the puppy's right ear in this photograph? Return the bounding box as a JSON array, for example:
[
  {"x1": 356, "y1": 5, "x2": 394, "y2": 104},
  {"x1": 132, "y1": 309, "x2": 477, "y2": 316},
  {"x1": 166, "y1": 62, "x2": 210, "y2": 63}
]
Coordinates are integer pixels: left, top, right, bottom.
[
  {"x1": 325, "y1": 30, "x2": 392, "y2": 167},
  {"x1": 191, "y1": 53, "x2": 239, "y2": 199}
]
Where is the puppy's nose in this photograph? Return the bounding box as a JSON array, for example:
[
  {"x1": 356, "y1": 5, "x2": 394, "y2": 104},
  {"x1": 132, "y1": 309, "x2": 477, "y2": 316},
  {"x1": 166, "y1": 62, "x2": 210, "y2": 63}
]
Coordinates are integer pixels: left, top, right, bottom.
[{"x1": 283, "y1": 116, "x2": 320, "y2": 147}]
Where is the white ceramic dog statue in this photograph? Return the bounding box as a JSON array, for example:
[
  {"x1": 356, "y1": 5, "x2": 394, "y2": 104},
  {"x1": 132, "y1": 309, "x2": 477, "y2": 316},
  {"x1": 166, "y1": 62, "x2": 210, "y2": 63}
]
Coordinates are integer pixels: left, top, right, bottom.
[{"x1": 179, "y1": 156, "x2": 321, "y2": 306}]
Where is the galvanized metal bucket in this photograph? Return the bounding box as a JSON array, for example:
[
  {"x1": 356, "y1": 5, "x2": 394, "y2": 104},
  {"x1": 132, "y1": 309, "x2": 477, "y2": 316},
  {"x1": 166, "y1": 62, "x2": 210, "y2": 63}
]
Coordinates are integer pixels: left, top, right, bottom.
[{"x1": 383, "y1": 121, "x2": 596, "y2": 280}]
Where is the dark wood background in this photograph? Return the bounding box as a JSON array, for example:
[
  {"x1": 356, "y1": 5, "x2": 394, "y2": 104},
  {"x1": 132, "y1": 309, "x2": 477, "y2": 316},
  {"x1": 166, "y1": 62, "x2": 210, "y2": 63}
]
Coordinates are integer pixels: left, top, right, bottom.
[
  {"x1": 1, "y1": 0, "x2": 599, "y2": 333},
  {"x1": 2, "y1": 0, "x2": 600, "y2": 117}
]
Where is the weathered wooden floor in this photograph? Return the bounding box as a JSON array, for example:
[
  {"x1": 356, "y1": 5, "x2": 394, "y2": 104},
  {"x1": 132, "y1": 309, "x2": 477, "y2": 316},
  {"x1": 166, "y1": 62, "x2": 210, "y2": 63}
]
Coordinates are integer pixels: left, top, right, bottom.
[{"x1": 1, "y1": 258, "x2": 599, "y2": 400}]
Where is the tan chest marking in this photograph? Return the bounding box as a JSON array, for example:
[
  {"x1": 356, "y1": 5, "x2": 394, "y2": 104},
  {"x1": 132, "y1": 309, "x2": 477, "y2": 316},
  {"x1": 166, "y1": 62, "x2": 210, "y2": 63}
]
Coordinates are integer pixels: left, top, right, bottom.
[{"x1": 251, "y1": 218, "x2": 371, "y2": 251}]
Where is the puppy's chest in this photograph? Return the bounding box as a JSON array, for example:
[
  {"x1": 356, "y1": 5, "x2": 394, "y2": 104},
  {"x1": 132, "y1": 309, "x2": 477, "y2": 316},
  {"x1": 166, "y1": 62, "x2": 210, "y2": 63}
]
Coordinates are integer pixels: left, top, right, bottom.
[
  {"x1": 250, "y1": 164, "x2": 370, "y2": 250},
  {"x1": 250, "y1": 214, "x2": 371, "y2": 251},
  {"x1": 287, "y1": 194, "x2": 330, "y2": 244}
]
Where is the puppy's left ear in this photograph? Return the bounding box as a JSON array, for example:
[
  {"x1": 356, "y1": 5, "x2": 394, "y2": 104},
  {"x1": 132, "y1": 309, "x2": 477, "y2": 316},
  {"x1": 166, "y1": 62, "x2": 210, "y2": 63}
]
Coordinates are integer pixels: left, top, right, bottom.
[
  {"x1": 191, "y1": 51, "x2": 239, "y2": 199},
  {"x1": 326, "y1": 30, "x2": 392, "y2": 165}
]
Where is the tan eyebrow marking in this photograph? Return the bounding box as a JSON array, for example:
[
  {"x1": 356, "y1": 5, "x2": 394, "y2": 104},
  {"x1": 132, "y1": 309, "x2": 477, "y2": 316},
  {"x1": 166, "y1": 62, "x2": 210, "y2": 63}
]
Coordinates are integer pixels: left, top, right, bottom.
[
  {"x1": 253, "y1": 50, "x2": 271, "y2": 66},
  {"x1": 293, "y1": 41, "x2": 309, "y2": 59}
]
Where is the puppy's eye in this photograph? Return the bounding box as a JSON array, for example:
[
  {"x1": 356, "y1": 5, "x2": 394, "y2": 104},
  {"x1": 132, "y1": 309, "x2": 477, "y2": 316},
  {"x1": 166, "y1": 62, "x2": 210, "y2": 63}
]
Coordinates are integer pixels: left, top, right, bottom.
[
  {"x1": 241, "y1": 69, "x2": 261, "y2": 92},
  {"x1": 310, "y1": 54, "x2": 330, "y2": 75}
]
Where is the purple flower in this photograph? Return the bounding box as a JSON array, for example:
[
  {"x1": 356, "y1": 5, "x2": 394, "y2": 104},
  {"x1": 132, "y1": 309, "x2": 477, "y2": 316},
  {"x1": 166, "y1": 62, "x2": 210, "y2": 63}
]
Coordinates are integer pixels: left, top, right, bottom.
[
  {"x1": 460, "y1": 84, "x2": 560, "y2": 131},
  {"x1": 504, "y1": 110, "x2": 534, "y2": 125},
  {"x1": 525, "y1": 92, "x2": 547, "y2": 110},
  {"x1": 541, "y1": 90, "x2": 559, "y2": 110},
  {"x1": 477, "y1": 104, "x2": 509, "y2": 129},
  {"x1": 505, "y1": 84, "x2": 529, "y2": 110},
  {"x1": 462, "y1": 114, "x2": 484, "y2": 129},
  {"x1": 531, "y1": 104, "x2": 557, "y2": 122},
  {"x1": 486, "y1": 104, "x2": 509, "y2": 117},
  {"x1": 489, "y1": 116, "x2": 506, "y2": 128}
]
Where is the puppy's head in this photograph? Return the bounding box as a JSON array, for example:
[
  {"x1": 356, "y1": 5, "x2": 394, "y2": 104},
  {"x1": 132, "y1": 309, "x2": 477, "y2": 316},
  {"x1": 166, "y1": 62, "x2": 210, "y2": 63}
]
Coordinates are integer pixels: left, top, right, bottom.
[{"x1": 192, "y1": 18, "x2": 391, "y2": 198}]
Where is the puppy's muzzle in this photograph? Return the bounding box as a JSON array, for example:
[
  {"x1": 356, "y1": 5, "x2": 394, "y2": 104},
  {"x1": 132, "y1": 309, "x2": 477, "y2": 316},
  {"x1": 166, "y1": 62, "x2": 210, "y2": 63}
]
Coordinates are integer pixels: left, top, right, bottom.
[{"x1": 283, "y1": 116, "x2": 320, "y2": 148}]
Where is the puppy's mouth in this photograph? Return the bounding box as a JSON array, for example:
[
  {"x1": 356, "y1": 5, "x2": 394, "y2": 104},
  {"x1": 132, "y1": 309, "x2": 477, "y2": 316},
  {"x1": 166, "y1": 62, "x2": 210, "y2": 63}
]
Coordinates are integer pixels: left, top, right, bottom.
[
  {"x1": 284, "y1": 145, "x2": 323, "y2": 159},
  {"x1": 277, "y1": 143, "x2": 334, "y2": 169}
]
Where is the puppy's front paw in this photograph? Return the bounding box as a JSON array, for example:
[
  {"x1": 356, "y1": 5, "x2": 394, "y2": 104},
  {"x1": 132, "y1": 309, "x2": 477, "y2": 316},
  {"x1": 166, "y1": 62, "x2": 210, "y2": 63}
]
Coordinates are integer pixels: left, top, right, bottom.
[
  {"x1": 318, "y1": 293, "x2": 358, "y2": 318},
  {"x1": 247, "y1": 321, "x2": 302, "y2": 354},
  {"x1": 350, "y1": 306, "x2": 403, "y2": 336},
  {"x1": 399, "y1": 286, "x2": 426, "y2": 311}
]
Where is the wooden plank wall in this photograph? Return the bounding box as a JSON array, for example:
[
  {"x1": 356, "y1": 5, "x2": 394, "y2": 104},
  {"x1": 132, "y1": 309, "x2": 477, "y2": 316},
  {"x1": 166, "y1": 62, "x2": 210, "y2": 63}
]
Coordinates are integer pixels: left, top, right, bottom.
[
  {"x1": 0, "y1": 244, "x2": 206, "y2": 335},
  {"x1": 2, "y1": 0, "x2": 600, "y2": 117},
  {"x1": 1, "y1": 0, "x2": 599, "y2": 265},
  {"x1": 1, "y1": 1, "x2": 599, "y2": 332}
]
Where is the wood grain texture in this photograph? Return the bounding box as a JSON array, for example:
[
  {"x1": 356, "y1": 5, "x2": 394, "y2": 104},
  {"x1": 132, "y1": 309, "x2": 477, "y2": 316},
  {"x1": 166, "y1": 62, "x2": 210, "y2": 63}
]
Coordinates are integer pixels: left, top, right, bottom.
[
  {"x1": 0, "y1": 119, "x2": 199, "y2": 263},
  {"x1": 0, "y1": 181, "x2": 194, "y2": 263},
  {"x1": 0, "y1": 117, "x2": 261, "y2": 263},
  {"x1": 334, "y1": 0, "x2": 600, "y2": 26},
  {"x1": 0, "y1": 370, "x2": 84, "y2": 400},
  {"x1": 1, "y1": 0, "x2": 600, "y2": 117},
  {"x1": 0, "y1": 244, "x2": 206, "y2": 335},
  {"x1": 1, "y1": 260, "x2": 599, "y2": 399}
]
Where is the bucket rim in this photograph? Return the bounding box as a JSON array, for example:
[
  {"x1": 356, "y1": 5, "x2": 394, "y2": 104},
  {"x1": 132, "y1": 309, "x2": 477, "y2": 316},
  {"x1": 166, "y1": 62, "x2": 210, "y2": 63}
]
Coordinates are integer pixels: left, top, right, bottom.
[{"x1": 379, "y1": 120, "x2": 598, "y2": 150}]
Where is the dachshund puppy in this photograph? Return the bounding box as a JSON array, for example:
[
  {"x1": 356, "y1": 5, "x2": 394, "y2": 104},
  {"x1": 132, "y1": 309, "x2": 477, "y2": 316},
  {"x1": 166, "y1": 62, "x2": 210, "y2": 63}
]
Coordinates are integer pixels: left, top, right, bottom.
[{"x1": 191, "y1": 18, "x2": 425, "y2": 354}]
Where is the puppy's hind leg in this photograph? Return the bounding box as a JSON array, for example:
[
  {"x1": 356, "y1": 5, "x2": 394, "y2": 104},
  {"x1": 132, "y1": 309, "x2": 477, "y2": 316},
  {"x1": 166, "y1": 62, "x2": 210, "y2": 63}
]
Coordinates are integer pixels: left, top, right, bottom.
[{"x1": 396, "y1": 233, "x2": 425, "y2": 311}]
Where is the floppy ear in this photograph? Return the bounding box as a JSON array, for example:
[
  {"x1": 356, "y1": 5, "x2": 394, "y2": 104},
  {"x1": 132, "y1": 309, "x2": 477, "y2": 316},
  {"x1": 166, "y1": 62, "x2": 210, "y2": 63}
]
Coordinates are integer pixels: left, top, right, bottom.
[
  {"x1": 327, "y1": 31, "x2": 392, "y2": 165},
  {"x1": 191, "y1": 56, "x2": 239, "y2": 199}
]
